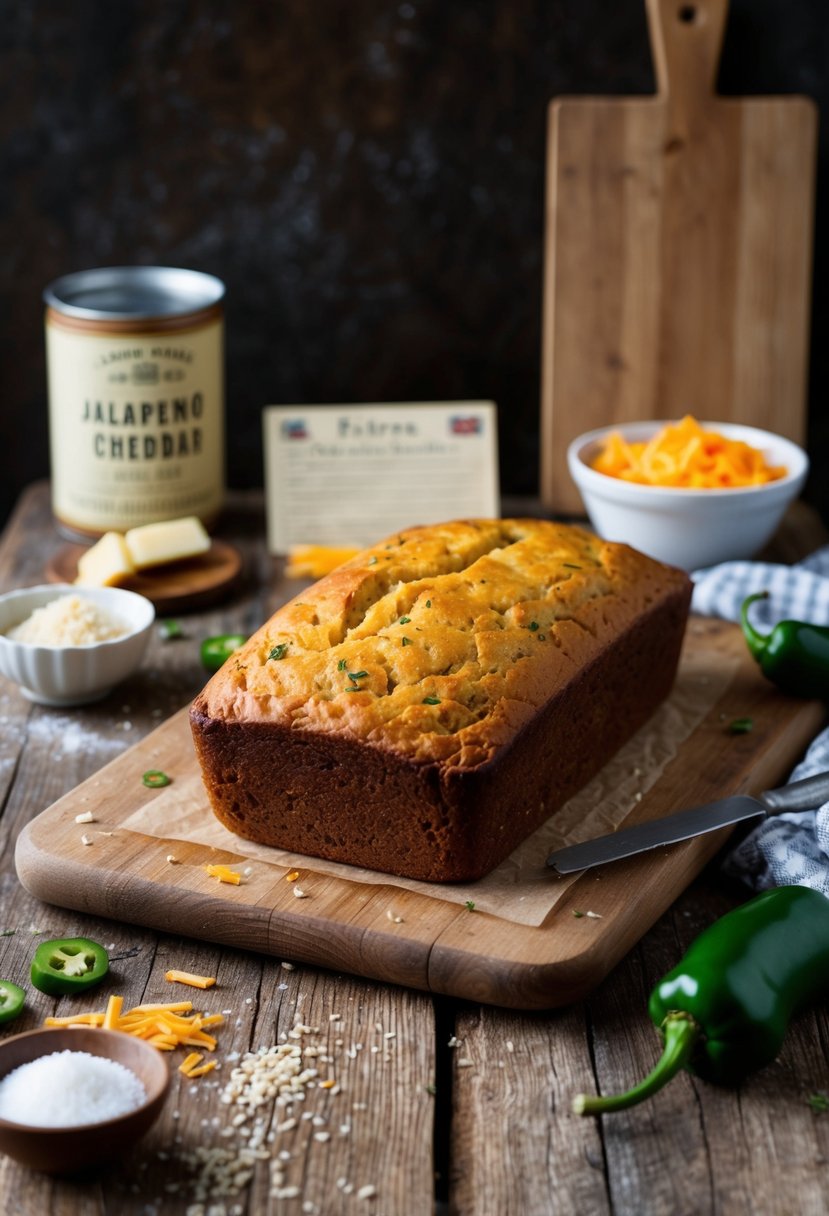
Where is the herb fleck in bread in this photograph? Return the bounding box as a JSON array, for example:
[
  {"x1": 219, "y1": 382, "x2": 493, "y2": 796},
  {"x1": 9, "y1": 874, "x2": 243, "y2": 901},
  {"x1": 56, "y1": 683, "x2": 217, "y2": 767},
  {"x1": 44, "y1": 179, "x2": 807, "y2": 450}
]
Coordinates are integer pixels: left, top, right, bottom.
[{"x1": 190, "y1": 519, "x2": 692, "y2": 882}]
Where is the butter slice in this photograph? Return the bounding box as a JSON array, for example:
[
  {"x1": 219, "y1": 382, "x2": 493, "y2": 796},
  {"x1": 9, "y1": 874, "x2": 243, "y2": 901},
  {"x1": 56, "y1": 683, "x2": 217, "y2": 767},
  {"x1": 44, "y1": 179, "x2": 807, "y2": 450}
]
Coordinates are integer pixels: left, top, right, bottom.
[
  {"x1": 76, "y1": 531, "x2": 136, "y2": 587},
  {"x1": 125, "y1": 516, "x2": 211, "y2": 570}
]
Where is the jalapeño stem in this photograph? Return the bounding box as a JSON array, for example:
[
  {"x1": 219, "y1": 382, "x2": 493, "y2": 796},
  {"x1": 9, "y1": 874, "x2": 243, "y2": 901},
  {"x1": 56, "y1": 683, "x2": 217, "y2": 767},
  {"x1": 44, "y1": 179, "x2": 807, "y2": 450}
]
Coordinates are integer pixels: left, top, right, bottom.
[
  {"x1": 739, "y1": 591, "x2": 771, "y2": 661},
  {"x1": 572, "y1": 1012, "x2": 701, "y2": 1116}
]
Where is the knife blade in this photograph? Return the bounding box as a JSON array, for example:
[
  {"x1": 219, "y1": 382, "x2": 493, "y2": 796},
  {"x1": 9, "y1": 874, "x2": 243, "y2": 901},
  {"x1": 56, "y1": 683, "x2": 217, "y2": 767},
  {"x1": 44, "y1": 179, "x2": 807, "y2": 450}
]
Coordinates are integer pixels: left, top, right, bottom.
[{"x1": 546, "y1": 770, "x2": 829, "y2": 874}]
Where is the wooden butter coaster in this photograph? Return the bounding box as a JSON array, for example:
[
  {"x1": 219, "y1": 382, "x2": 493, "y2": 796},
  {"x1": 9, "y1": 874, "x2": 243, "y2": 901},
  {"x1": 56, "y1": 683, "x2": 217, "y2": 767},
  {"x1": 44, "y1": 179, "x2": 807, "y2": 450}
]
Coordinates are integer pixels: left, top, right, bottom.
[{"x1": 46, "y1": 540, "x2": 243, "y2": 614}]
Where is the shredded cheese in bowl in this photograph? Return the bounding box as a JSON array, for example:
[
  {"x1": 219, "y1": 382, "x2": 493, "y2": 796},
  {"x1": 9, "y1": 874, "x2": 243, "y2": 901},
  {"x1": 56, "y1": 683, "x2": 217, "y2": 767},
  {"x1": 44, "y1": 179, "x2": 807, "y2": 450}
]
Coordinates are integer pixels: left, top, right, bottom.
[
  {"x1": 590, "y1": 415, "x2": 788, "y2": 489},
  {"x1": 8, "y1": 594, "x2": 128, "y2": 646}
]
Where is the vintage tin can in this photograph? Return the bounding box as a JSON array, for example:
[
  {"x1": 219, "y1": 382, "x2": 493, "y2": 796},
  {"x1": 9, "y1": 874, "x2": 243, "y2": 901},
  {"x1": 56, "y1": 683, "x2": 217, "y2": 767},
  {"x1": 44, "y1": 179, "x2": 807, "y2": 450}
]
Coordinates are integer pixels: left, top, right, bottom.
[{"x1": 44, "y1": 266, "x2": 226, "y2": 539}]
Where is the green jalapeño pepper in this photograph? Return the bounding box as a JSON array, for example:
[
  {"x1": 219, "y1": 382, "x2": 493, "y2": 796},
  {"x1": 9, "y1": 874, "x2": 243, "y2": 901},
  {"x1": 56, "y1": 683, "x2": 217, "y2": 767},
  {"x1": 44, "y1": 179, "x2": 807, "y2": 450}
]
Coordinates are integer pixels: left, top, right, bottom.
[
  {"x1": 740, "y1": 592, "x2": 829, "y2": 699},
  {"x1": 0, "y1": 980, "x2": 25, "y2": 1024},
  {"x1": 31, "y1": 937, "x2": 109, "y2": 997},
  {"x1": 574, "y1": 885, "x2": 829, "y2": 1115},
  {"x1": 200, "y1": 633, "x2": 248, "y2": 673}
]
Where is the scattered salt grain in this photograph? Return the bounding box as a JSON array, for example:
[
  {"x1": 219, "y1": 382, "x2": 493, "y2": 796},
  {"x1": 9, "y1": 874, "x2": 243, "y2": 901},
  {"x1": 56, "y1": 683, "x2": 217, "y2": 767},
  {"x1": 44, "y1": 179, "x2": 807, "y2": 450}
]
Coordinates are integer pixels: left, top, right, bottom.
[{"x1": 0, "y1": 1050, "x2": 145, "y2": 1126}]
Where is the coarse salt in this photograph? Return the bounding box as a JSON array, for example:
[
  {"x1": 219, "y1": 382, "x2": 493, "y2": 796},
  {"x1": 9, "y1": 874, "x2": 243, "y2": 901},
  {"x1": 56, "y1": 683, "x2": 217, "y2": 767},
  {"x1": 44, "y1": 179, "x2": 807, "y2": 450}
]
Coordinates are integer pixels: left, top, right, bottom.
[{"x1": 0, "y1": 1050, "x2": 145, "y2": 1126}]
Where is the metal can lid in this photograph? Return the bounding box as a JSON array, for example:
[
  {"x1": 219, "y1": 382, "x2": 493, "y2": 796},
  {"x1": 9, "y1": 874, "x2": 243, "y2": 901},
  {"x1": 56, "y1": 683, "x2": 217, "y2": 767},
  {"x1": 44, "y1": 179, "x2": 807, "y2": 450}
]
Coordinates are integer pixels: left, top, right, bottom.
[{"x1": 43, "y1": 266, "x2": 225, "y2": 321}]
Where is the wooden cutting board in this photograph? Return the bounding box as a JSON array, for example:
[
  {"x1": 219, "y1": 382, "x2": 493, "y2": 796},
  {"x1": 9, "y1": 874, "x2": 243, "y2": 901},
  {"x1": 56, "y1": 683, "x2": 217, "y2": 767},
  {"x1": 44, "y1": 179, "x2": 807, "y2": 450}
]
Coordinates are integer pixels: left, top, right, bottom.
[
  {"x1": 14, "y1": 618, "x2": 824, "y2": 1010},
  {"x1": 46, "y1": 540, "x2": 243, "y2": 614},
  {"x1": 540, "y1": 0, "x2": 818, "y2": 514}
]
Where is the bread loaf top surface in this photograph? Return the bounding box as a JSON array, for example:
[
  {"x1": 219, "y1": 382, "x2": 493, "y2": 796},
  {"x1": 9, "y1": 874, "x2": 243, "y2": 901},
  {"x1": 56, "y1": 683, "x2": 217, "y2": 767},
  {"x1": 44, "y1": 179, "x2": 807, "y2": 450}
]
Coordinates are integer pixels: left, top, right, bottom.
[{"x1": 193, "y1": 519, "x2": 691, "y2": 769}]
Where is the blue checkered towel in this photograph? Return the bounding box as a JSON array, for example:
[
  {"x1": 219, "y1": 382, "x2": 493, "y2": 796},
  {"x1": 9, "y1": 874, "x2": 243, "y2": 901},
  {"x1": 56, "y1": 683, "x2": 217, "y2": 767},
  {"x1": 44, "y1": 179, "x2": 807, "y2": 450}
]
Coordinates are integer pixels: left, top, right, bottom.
[{"x1": 692, "y1": 550, "x2": 829, "y2": 894}]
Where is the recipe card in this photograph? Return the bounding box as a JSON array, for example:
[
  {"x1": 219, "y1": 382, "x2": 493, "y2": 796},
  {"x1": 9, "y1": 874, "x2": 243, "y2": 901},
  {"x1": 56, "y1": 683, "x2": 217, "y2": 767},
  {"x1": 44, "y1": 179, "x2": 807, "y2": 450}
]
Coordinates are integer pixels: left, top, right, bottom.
[{"x1": 263, "y1": 401, "x2": 499, "y2": 552}]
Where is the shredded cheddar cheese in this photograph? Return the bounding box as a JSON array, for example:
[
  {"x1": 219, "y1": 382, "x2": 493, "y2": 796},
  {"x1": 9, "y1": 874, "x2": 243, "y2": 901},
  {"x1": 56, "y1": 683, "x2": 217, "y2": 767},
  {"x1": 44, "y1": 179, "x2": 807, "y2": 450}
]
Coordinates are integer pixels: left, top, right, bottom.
[
  {"x1": 179, "y1": 1051, "x2": 204, "y2": 1073},
  {"x1": 44, "y1": 996, "x2": 225, "y2": 1065},
  {"x1": 284, "y1": 544, "x2": 361, "y2": 579},
  {"x1": 591, "y1": 415, "x2": 787, "y2": 489},
  {"x1": 165, "y1": 969, "x2": 217, "y2": 989},
  {"x1": 103, "y1": 994, "x2": 123, "y2": 1030},
  {"x1": 185, "y1": 1059, "x2": 217, "y2": 1078},
  {"x1": 204, "y1": 864, "x2": 242, "y2": 885}
]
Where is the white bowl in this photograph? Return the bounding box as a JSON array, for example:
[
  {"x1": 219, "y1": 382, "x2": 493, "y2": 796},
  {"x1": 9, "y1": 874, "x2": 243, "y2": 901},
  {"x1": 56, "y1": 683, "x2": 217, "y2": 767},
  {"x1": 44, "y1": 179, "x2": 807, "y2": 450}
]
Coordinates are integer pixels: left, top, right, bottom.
[
  {"x1": 567, "y1": 421, "x2": 809, "y2": 571},
  {"x1": 0, "y1": 584, "x2": 155, "y2": 706}
]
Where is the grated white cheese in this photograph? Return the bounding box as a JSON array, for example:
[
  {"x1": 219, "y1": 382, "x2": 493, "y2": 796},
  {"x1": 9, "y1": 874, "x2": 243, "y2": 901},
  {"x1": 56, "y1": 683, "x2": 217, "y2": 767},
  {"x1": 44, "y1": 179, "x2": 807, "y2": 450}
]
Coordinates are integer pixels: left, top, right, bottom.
[{"x1": 8, "y1": 594, "x2": 128, "y2": 646}]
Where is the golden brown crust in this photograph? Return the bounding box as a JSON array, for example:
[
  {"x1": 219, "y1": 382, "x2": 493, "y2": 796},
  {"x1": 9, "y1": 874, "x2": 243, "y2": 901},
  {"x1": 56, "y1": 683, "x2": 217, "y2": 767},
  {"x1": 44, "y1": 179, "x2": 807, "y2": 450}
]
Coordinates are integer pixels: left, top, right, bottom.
[{"x1": 190, "y1": 519, "x2": 692, "y2": 881}]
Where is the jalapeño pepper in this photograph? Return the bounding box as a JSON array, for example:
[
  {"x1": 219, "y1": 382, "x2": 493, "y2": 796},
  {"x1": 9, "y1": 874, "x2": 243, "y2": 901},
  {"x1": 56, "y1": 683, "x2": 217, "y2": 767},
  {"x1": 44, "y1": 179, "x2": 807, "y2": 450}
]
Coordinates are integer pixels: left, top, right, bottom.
[
  {"x1": 740, "y1": 592, "x2": 829, "y2": 699},
  {"x1": 0, "y1": 980, "x2": 25, "y2": 1024},
  {"x1": 30, "y1": 937, "x2": 109, "y2": 997},
  {"x1": 574, "y1": 886, "x2": 829, "y2": 1115},
  {"x1": 200, "y1": 633, "x2": 247, "y2": 673}
]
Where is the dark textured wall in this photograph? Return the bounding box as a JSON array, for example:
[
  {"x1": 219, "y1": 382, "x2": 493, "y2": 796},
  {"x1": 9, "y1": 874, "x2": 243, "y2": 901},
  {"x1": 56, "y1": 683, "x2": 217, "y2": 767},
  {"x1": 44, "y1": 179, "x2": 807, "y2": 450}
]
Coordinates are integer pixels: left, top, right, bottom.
[{"x1": 2, "y1": 0, "x2": 828, "y2": 528}]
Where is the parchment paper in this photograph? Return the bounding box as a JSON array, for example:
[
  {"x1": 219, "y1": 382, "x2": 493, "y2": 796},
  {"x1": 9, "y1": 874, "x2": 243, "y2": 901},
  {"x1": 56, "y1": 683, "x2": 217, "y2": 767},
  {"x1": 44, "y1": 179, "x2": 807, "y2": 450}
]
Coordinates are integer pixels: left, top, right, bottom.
[{"x1": 124, "y1": 642, "x2": 737, "y2": 927}]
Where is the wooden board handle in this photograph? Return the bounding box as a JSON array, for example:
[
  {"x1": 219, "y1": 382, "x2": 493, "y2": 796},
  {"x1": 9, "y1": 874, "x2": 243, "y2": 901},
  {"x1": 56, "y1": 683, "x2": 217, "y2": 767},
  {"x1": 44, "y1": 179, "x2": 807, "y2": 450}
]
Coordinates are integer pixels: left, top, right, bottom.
[{"x1": 646, "y1": 0, "x2": 728, "y2": 123}]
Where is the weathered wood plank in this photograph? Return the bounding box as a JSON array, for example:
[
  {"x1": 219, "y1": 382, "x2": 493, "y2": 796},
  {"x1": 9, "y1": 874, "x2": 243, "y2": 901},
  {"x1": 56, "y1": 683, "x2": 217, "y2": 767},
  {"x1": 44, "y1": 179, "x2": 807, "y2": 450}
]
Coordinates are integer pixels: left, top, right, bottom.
[{"x1": 450, "y1": 1003, "x2": 610, "y2": 1216}]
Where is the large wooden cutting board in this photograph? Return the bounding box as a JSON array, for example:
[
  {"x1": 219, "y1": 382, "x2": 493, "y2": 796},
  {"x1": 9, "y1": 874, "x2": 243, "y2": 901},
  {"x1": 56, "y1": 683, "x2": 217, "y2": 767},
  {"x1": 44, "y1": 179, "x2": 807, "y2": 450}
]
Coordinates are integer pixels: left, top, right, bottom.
[
  {"x1": 540, "y1": 0, "x2": 818, "y2": 513},
  {"x1": 14, "y1": 619, "x2": 824, "y2": 1010}
]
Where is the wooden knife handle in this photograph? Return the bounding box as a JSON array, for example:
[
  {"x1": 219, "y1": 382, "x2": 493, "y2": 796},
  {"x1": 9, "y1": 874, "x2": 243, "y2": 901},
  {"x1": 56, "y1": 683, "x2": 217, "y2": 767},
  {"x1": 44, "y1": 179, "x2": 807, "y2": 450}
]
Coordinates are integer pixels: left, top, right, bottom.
[{"x1": 645, "y1": 0, "x2": 729, "y2": 120}]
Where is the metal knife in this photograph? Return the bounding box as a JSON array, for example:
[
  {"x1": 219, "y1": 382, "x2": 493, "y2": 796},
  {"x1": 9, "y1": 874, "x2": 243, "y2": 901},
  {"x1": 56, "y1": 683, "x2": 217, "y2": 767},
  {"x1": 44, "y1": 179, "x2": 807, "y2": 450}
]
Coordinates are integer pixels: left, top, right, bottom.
[{"x1": 546, "y1": 770, "x2": 829, "y2": 874}]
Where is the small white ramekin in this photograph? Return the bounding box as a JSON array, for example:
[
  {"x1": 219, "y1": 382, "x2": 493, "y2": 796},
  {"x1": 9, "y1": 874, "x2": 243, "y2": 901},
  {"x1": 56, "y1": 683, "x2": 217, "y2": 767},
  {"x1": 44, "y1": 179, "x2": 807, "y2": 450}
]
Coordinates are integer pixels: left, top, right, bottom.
[
  {"x1": 567, "y1": 421, "x2": 809, "y2": 571},
  {"x1": 0, "y1": 584, "x2": 155, "y2": 706}
]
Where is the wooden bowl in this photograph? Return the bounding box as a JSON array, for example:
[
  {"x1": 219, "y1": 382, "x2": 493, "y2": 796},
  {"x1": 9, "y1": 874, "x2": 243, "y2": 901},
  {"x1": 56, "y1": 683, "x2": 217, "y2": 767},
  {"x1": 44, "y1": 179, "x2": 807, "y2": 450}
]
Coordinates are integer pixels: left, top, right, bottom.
[{"x1": 0, "y1": 1027, "x2": 170, "y2": 1174}]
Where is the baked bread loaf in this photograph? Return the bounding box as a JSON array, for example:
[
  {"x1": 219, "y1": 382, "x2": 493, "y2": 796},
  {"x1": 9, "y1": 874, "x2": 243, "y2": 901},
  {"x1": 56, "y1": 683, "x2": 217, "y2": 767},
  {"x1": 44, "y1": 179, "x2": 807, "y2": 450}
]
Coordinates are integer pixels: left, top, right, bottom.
[{"x1": 190, "y1": 519, "x2": 692, "y2": 882}]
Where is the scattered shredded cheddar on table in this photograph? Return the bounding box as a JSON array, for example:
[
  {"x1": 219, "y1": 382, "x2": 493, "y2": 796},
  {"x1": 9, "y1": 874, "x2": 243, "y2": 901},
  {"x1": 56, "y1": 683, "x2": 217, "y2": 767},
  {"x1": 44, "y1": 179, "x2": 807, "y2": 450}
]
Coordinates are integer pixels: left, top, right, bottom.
[
  {"x1": 165, "y1": 969, "x2": 217, "y2": 989},
  {"x1": 185, "y1": 1059, "x2": 217, "y2": 1078},
  {"x1": 179, "y1": 1050, "x2": 204, "y2": 1074},
  {"x1": 591, "y1": 415, "x2": 788, "y2": 488},
  {"x1": 284, "y1": 544, "x2": 361, "y2": 579},
  {"x1": 103, "y1": 994, "x2": 123, "y2": 1029},
  {"x1": 204, "y1": 863, "x2": 242, "y2": 885},
  {"x1": 44, "y1": 996, "x2": 225, "y2": 1064}
]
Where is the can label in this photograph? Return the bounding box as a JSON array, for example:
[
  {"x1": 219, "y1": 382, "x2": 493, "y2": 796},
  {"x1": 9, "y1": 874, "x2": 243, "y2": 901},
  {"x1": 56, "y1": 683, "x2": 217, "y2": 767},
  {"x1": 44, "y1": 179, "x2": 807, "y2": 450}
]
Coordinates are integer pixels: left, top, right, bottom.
[{"x1": 46, "y1": 316, "x2": 225, "y2": 535}]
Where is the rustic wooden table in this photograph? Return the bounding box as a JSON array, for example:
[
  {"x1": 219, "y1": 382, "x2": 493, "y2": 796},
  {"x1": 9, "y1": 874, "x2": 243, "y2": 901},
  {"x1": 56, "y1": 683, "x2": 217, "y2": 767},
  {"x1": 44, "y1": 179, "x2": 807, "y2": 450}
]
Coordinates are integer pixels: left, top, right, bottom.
[{"x1": 1, "y1": 483, "x2": 828, "y2": 1216}]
